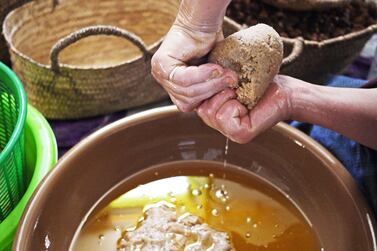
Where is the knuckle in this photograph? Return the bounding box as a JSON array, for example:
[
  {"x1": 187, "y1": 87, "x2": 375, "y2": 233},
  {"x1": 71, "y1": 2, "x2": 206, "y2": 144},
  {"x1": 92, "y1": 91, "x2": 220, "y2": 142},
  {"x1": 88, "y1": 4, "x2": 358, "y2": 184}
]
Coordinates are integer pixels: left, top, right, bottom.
[
  {"x1": 178, "y1": 104, "x2": 192, "y2": 113},
  {"x1": 184, "y1": 87, "x2": 198, "y2": 98},
  {"x1": 215, "y1": 112, "x2": 225, "y2": 122},
  {"x1": 206, "y1": 107, "x2": 217, "y2": 118}
]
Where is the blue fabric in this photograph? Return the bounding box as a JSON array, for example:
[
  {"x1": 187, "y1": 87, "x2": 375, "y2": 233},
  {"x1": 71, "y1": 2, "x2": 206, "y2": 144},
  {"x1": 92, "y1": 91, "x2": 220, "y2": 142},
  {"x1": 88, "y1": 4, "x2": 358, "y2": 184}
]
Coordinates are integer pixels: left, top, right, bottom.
[{"x1": 289, "y1": 75, "x2": 377, "y2": 215}]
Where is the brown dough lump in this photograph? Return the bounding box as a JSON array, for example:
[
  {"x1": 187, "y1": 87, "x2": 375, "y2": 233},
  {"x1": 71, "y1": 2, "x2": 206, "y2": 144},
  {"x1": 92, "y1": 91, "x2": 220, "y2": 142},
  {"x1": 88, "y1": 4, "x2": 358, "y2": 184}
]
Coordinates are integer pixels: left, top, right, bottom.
[{"x1": 209, "y1": 24, "x2": 283, "y2": 109}]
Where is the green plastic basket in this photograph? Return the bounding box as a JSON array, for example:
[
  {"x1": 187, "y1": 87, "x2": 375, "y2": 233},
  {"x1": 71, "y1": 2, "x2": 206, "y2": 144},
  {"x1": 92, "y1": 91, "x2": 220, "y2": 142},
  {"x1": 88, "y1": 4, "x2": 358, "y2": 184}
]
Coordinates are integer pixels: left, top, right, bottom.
[
  {"x1": 0, "y1": 62, "x2": 27, "y2": 222},
  {"x1": 0, "y1": 105, "x2": 57, "y2": 251}
]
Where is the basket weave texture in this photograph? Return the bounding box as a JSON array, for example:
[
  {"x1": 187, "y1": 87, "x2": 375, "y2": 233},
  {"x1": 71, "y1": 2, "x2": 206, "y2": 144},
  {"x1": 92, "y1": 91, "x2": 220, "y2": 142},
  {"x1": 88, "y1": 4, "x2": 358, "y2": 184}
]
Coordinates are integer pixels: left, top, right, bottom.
[
  {"x1": 262, "y1": 0, "x2": 351, "y2": 11},
  {"x1": 3, "y1": 0, "x2": 179, "y2": 119},
  {"x1": 0, "y1": 62, "x2": 27, "y2": 223}
]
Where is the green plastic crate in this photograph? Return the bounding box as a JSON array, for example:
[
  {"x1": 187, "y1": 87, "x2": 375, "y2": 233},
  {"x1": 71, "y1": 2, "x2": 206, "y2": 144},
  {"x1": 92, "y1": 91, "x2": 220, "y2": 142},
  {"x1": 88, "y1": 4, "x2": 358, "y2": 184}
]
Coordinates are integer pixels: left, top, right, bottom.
[{"x1": 0, "y1": 62, "x2": 27, "y2": 222}]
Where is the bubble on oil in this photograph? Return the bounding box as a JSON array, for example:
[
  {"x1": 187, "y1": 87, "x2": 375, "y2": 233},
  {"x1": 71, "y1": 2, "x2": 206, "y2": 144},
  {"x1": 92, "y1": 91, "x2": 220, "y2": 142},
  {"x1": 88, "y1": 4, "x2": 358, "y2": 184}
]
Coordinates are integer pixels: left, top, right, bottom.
[
  {"x1": 214, "y1": 187, "x2": 230, "y2": 203},
  {"x1": 154, "y1": 172, "x2": 159, "y2": 176},
  {"x1": 253, "y1": 223, "x2": 258, "y2": 228},
  {"x1": 98, "y1": 234, "x2": 105, "y2": 245},
  {"x1": 191, "y1": 189, "x2": 202, "y2": 196},
  {"x1": 209, "y1": 173, "x2": 214, "y2": 178},
  {"x1": 170, "y1": 197, "x2": 177, "y2": 203},
  {"x1": 245, "y1": 232, "x2": 251, "y2": 238},
  {"x1": 225, "y1": 205, "x2": 231, "y2": 211},
  {"x1": 197, "y1": 204, "x2": 203, "y2": 209},
  {"x1": 211, "y1": 209, "x2": 219, "y2": 216},
  {"x1": 113, "y1": 226, "x2": 121, "y2": 232},
  {"x1": 203, "y1": 183, "x2": 210, "y2": 189},
  {"x1": 246, "y1": 217, "x2": 252, "y2": 224}
]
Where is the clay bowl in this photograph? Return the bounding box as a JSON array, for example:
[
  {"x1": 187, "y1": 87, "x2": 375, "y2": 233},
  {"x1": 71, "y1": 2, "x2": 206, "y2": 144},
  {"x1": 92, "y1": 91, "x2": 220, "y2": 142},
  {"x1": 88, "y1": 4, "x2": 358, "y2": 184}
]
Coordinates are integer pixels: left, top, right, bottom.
[{"x1": 14, "y1": 106, "x2": 376, "y2": 250}]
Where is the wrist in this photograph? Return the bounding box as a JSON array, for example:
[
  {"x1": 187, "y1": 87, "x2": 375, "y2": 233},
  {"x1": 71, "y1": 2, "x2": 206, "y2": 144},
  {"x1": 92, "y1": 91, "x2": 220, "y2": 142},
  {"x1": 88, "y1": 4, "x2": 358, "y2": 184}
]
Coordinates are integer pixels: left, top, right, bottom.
[
  {"x1": 175, "y1": 0, "x2": 231, "y2": 33},
  {"x1": 289, "y1": 78, "x2": 324, "y2": 124}
]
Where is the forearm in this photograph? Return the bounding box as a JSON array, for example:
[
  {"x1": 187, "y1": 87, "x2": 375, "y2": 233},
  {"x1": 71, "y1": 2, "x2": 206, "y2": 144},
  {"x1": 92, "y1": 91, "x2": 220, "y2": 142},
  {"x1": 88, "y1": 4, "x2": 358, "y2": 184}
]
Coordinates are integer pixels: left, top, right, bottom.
[
  {"x1": 176, "y1": 0, "x2": 231, "y2": 32},
  {"x1": 291, "y1": 80, "x2": 377, "y2": 150}
]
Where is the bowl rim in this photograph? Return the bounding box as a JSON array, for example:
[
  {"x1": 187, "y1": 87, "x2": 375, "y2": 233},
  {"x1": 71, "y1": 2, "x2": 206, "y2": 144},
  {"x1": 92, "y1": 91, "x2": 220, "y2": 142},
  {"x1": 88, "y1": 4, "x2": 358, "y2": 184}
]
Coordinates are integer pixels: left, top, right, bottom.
[
  {"x1": 0, "y1": 105, "x2": 57, "y2": 250},
  {"x1": 13, "y1": 105, "x2": 377, "y2": 250}
]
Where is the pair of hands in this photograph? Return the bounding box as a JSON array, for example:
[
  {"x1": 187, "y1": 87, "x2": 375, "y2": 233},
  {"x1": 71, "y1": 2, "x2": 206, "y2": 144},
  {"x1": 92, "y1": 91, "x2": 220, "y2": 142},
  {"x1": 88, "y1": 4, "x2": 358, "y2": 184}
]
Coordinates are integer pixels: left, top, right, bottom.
[{"x1": 151, "y1": 24, "x2": 293, "y2": 144}]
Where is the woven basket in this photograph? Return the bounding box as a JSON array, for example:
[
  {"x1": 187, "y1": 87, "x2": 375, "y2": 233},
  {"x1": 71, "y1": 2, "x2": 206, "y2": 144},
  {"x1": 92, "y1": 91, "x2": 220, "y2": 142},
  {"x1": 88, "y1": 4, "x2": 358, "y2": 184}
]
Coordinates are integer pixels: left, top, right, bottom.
[
  {"x1": 228, "y1": 18, "x2": 377, "y2": 83},
  {"x1": 0, "y1": 0, "x2": 31, "y2": 65},
  {"x1": 3, "y1": 0, "x2": 179, "y2": 119},
  {"x1": 262, "y1": 0, "x2": 351, "y2": 11}
]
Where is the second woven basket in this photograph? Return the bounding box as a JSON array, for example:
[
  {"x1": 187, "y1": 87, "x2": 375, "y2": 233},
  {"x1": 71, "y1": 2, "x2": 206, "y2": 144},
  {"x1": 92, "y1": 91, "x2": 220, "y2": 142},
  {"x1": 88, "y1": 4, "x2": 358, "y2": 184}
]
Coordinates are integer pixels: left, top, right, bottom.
[{"x1": 3, "y1": 0, "x2": 179, "y2": 119}]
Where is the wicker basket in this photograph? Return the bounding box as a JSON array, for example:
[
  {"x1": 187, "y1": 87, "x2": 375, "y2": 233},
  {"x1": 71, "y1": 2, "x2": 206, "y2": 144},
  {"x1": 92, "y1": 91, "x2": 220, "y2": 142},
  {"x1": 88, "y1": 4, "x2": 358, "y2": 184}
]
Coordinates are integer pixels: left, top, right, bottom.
[
  {"x1": 262, "y1": 0, "x2": 350, "y2": 11},
  {"x1": 280, "y1": 26, "x2": 377, "y2": 83},
  {"x1": 0, "y1": 0, "x2": 31, "y2": 65},
  {"x1": 3, "y1": 0, "x2": 179, "y2": 119},
  {"x1": 227, "y1": 15, "x2": 377, "y2": 83}
]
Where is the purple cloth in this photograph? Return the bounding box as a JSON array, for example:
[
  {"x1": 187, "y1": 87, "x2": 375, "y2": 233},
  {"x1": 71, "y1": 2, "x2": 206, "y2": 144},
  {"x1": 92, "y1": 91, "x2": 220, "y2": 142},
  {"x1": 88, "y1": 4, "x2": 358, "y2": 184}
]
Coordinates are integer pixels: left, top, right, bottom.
[
  {"x1": 50, "y1": 99, "x2": 172, "y2": 157},
  {"x1": 344, "y1": 56, "x2": 372, "y2": 80}
]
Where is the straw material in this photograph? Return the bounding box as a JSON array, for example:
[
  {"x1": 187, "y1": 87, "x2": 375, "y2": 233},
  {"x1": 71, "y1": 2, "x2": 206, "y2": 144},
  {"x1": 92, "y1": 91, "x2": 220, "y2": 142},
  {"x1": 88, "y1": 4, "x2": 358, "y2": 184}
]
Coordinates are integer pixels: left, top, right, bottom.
[
  {"x1": 280, "y1": 26, "x2": 377, "y2": 83},
  {"x1": 0, "y1": 0, "x2": 30, "y2": 65},
  {"x1": 262, "y1": 0, "x2": 351, "y2": 11},
  {"x1": 3, "y1": 0, "x2": 179, "y2": 119}
]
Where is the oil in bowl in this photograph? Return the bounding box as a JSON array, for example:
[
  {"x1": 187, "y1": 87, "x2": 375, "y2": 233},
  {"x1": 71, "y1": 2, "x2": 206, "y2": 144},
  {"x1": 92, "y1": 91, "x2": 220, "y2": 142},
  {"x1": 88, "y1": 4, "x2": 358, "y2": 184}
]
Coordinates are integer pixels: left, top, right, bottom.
[{"x1": 71, "y1": 161, "x2": 321, "y2": 251}]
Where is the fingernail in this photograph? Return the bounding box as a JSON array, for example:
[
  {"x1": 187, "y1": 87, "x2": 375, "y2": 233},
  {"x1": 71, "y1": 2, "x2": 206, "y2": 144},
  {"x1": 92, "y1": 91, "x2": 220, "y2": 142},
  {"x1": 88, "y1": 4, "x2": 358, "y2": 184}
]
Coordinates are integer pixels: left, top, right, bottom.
[
  {"x1": 210, "y1": 69, "x2": 222, "y2": 79},
  {"x1": 225, "y1": 77, "x2": 236, "y2": 87}
]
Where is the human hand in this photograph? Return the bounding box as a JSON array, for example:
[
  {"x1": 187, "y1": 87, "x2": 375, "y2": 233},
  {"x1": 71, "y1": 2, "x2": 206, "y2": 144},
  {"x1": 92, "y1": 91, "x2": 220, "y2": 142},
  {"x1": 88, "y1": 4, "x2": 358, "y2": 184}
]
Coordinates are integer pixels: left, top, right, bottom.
[
  {"x1": 151, "y1": 0, "x2": 238, "y2": 112},
  {"x1": 197, "y1": 75, "x2": 294, "y2": 143}
]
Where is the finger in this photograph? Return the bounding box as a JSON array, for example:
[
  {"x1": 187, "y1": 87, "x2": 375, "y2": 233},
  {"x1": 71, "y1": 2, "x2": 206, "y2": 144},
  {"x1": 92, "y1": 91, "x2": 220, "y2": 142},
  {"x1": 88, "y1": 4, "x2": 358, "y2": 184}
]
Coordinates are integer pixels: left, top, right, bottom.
[
  {"x1": 197, "y1": 89, "x2": 236, "y2": 128},
  {"x1": 163, "y1": 71, "x2": 234, "y2": 98},
  {"x1": 215, "y1": 100, "x2": 251, "y2": 141},
  {"x1": 171, "y1": 63, "x2": 226, "y2": 87}
]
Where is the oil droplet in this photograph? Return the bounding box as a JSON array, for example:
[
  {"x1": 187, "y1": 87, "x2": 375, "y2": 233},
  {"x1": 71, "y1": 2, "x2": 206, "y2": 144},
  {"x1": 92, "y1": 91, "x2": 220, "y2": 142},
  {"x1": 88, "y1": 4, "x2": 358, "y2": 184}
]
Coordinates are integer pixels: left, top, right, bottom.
[
  {"x1": 170, "y1": 197, "x2": 177, "y2": 203},
  {"x1": 191, "y1": 189, "x2": 202, "y2": 196},
  {"x1": 245, "y1": 232, "x2": 251, "y2": 238},
  {"x1": 98, "y1": 234, "x2": 104, "y2": 240},
  {"x1": 154, "y1": 172, "x2": 159, "y2": 176},
  {"x1": 253, "y1": 223, "x2": 258, "y2": 228},
  {"x1": 113, "y1": 226, "x2": 121, "y2": 232},
  {"x1": 203, "y1": 184, "x2": 210, "y2": 189},
  {"x1": 209, "y1": 173, "x2": 214, "y2": 178},
  {"x1": 211, "y1": 209, "x2": 219, "y2": 216},
  {"x1": 215, "y1": 188, "x2": 229, "y2": 203},
  {"x1": 225, "y1": 205, "x2": 231, "y2": 211},
  {"x1": 274, "y1": 224, "x2": 279, "y2": 228},
  {"x1": 246, "y1": 217, "x2": 252, "y2": 224},
  {"x1": 181, "y1": 205, "x2": 186, "y2": 211},
  {"x1": 197, "y1": 204, "x2": 203, "y2": 209}
]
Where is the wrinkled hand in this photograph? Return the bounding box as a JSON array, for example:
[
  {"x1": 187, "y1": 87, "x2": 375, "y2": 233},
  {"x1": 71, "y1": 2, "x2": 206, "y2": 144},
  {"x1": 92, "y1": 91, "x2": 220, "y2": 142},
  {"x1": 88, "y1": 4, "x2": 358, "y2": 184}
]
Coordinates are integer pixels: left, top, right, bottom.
[
  {"x1": 151, "y1": 24, "x2": 238, "y2": 112},
  {"x1": 197, "y1": 75, "x2": 294, "y2": 144}
]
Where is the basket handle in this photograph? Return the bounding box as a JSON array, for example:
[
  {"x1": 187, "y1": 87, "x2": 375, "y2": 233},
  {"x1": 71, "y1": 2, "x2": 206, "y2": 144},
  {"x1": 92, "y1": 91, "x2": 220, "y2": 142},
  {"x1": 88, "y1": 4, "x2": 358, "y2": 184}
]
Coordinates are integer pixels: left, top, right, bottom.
[
  {"x1": 281, "y1": 37, "x2": 304, "y2": 68},
  {"x1": 50, "y1": 25, "x2": 150, "y2": 72}
]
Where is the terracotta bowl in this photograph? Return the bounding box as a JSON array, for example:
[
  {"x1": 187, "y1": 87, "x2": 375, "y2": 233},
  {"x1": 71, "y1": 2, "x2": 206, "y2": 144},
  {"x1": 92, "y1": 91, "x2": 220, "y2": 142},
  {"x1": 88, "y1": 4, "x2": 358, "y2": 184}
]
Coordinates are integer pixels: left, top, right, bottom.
[{"x1": 13, "y1": 106, "x2": 376, "y2": 250}]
